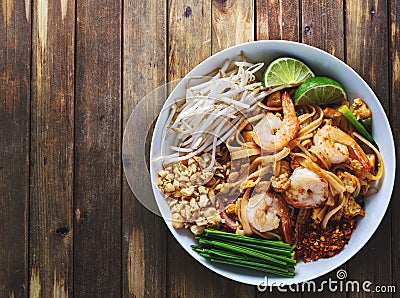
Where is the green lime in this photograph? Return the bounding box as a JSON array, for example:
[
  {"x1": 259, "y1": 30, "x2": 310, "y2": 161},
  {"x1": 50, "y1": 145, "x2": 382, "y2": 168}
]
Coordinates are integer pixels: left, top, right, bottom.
[
  {"x1": 262, "y1": 57, "x2": 315, "y2": 88},
  {"x1": 293, "y1": 76, "x2": 347, "y2": 106}
]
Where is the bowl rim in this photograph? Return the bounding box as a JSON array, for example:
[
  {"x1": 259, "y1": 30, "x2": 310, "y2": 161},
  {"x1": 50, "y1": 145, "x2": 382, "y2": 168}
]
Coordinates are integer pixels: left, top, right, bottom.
[{"x1": 148, "y1": 40, "x2": 396, "y2": 286}]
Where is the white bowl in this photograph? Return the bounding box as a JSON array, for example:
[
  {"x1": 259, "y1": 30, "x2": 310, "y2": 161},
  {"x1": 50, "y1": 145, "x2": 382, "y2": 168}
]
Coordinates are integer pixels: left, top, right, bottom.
[{"x1": 149, "y1": 40, "x2": 396, "y2": 286}]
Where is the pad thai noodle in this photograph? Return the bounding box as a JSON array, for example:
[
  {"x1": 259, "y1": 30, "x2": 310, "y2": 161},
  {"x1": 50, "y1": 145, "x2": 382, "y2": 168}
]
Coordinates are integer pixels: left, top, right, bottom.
[{"x1": 156, "y1": 53, "x2": 384, "y2": 265}]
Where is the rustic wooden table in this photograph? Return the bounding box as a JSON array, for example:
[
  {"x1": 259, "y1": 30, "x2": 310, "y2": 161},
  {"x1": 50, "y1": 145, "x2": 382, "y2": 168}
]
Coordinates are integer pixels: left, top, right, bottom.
[{"x1": 1, "y1": 0, "x2": 399, "y2": 297}]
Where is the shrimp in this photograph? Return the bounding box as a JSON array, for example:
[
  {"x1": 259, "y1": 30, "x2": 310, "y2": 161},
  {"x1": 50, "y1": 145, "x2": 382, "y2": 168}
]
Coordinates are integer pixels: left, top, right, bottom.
[
  {"x1": 313, "y1": 125, "x2": 372, "y2": 172},
  {"x1": 284, "y1": 167, "x2": 329, "y2": 209},
  {"x1": 253, "y1": 92, "x2": 299, "y2": 152},
  {"x1": 246, "y1": 192, "x2": 293, "y2": 243}
]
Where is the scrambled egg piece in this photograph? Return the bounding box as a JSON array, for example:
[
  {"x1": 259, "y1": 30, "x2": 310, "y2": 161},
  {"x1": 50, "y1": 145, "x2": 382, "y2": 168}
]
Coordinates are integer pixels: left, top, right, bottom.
[
  {"x1": 343, "y1": 198, "x2": 365, "y2": 217},
  {"x1": 225, "y1": 203, "x2": 236, "y2": 215}
]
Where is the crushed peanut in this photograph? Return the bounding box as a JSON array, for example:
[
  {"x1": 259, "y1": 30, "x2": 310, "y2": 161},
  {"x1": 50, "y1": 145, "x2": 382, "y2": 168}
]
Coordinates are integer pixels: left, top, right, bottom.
[{"x1": 158, "y1": 151, "x2": 229, "y2": 235}]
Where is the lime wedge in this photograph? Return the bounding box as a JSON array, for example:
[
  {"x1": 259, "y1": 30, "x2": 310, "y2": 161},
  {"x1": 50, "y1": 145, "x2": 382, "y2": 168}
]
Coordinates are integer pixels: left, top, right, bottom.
[
  {"x1": 293, "y1": 77, "x2": 347, "y2": 106},
  {"x1": 262, "y1": 57, "x2": 314, "y2": 88}
]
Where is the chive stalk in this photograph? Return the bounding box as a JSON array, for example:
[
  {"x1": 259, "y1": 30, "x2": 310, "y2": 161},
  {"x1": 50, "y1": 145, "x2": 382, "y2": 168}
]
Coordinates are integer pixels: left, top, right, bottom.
[
  {"x1": 208, "y1": 237, "x2": 294, "y2": 257},
  {"x1": 193, "y1": 246, "x2": 294, "y2": 272},
  {"x1": 198, "y1": 238, "x2": 286, "y2": 266},
  {"x1": 192, "y1": 229, "x2": 296, "y2": 278},
  {"x1": 208, "y1": 257, "x2": 295, "y2": 278}
]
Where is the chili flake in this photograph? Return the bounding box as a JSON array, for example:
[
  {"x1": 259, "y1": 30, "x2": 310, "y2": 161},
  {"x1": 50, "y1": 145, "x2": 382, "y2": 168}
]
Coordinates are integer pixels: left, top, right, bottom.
[{"x1": 295, "y1": 219, "x2": 357, "y2": 262}]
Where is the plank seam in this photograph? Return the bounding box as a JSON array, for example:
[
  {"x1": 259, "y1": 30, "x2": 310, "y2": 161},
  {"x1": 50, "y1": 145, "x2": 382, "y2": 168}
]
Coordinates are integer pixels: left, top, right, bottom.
[
  {"x1": 300, "y1": 0, "x2": 306, "y2": 283},
  {"x1": 299, "y1": 0, "x2": 302, "y2": 42},
  {"x1": 253, "y1": 0, "x2": 257, "y2": 41},
  {"x1": 210, "y1": 0, "x2": 213, "y2": 53},
  {"x1": 28, "y1": 0, "x2": 34, "y2": 295},
  {"x1": 388, "y1": 0, "x2": 394, "y2": 295},
  {"x1": 165, "y1": 0, "x2": 170, "y2": 297},
  {"x1": 342, "y1": 4, "x2": 349, "y2": 298},
  {"x1": 120, "y1": 0, "x2": 124, "y2": 296},
  {"x1": 72, "y1": 0, "x2": 78, "y2": 296},
  {"x1": 343, "y1": 0, "x2": 347, "y2": 63}
]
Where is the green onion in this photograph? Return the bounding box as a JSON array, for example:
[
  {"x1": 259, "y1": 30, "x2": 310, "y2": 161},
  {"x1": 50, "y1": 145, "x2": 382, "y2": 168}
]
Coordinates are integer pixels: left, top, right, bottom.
[
  {"x1": 192, "y1": 229, "x2": 296, "y2": 278},
  {"x1": 197, "y1": 238, "x2": 286, "y2": 266},
  {"x1": 207, "y1": 237, "x2": 293, "y2": 256},
  {"x1": 360, "y1": 117, "x2": 372, "y2": 133},
  {"x1": 338, "y1": 105, "x2": 379, "y2": 150}
]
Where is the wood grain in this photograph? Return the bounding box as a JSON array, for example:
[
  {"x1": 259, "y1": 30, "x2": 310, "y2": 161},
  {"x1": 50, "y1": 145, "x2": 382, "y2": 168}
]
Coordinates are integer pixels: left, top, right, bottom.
[
  {"x1": 211, "y1": 0, "x2": 254, "y2": 53},
  {"x1": 211, "y1": 0, "x2": 255, "y2": 296},
  {"x1": 302, "y1": 0, "x2": 344, "y2": 59},
  {"x1": 256, "y1": 1, "x2": 300, "y2": 296},
  {"x1": 168, "y1": 0, "x2": 212, "y2": 81},
  {"x1": 256, "y1": 0, "x2": 300, "y2": 41},
  {"x1": 167, "y1": 1, "x2": 236, "y2": 297},
  {"x1": 0, "y1": 1, "x2": 30, "y2": 297},
  {"x1": 0, "y1": 0, "x2": 398, "y2": 296},
  {"x1": 390, "y1": 0, "x2": 400, "y2": 293},
  {"x1": 166, "y1": 2, "x2": 213, "y2": 297},
  {"x1": 166, "y1": 1, "x2": 257, "y2": 296},
  {"x1": 29, "y1": 0, "x2": 75, "y2": 296},
  {"x1": 122, "y1": 0, "x2": 167, "y2": 297},
  {"x1": 345, "y1": 1, "x2": 392, "y2": 296},
  {"x1": 74, "y1": 0, "x2": 122, "y2": 296},
  {"x1": 301, "y1": 2, "x2": 346, "y2": 297}
]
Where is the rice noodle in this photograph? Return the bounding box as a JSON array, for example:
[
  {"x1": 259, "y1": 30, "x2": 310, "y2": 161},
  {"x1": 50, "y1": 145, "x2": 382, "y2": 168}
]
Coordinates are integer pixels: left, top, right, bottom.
[
  {"x1": 321, "y1": 193, "x2": 347, "y2": 229},
  {"x1": 237, "y1": 189, "x2": 253, "y2": 236},
  {"x1": 298, "y1": 105, "x2": 324, "y2": 136},
  {"x1": 293, "y1": 209, "x2": 311, "y2": 249}
]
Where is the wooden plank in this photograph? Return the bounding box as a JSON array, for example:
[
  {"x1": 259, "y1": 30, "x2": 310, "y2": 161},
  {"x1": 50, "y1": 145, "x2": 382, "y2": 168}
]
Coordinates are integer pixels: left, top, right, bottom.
[
  {"x1": 390, "y1": 0, "x2": 400, "y2": 293},
  {"x1": 301, "y1": 1, "x2": 346, "y2": 297},
  {"x1": 74, "y1": 0, "x2": 122, "y2": 296},
  {"x1": 256, "y1": 1, "x2": 300, "y2": 297},
  {"x1": 166, "y1": 1, "x2": 212, "y2": 296},
  {"x1": 346, "y1": 0, "x2": 389, "y2": 107},
  {"x1": 345, "y1": 1, "x2": 392, "y2": 296},
  {"x1": 122, "y1": 0, "x2": 167, "y2": 297},
  {"x1": 211, "y1": 0, "x2": 254, "y2": 52},
  {"x1": 210, "y1": 0, "x2": 254, "y2": 296},
  {"x1": 301, "y1": 0, "x2": 344, "y2": 59},
  {"x1": 167, "y1": 1, "x2": 249, "y2": 297},
  {"x1": 168, "y1": 0, "x2": 211, "y2": 80},
  {"x1": 0, "y1": 1, "x2": 30, "y2": 297},
  {"x1": 29, "y1": 0, "x2": 75, "y2": 296},
  {"x1": 256, "y1": 0, "x2": 300, "y2": 41},
  {"x1": 166, "y1": 1, "x2": 255, "y2": 297}
]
